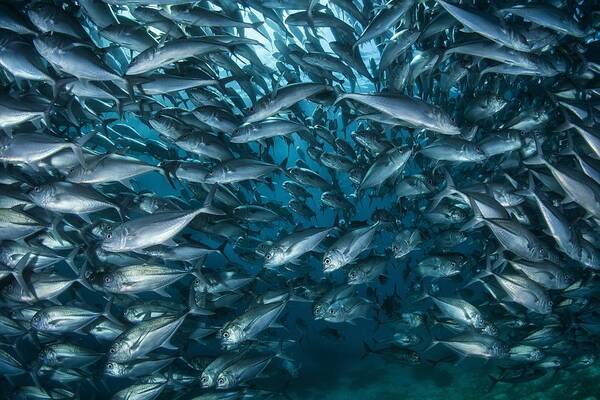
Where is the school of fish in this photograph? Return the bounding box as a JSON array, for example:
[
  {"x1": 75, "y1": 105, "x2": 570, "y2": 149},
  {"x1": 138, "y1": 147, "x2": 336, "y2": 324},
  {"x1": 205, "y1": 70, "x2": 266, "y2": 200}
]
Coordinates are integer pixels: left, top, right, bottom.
[{"x1": 0, "y1": 0, "x2": 599, "y2": 399}]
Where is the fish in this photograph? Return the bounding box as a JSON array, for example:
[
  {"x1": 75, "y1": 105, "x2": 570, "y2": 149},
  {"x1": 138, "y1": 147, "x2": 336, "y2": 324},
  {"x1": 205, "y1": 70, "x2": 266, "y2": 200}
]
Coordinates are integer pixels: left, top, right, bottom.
[
  {"x1": 219, "y1": 301, "x2": 287, "y2": 349},
  {"x1": 323, "y1": 222, "x2": 380, "y2": 272}
]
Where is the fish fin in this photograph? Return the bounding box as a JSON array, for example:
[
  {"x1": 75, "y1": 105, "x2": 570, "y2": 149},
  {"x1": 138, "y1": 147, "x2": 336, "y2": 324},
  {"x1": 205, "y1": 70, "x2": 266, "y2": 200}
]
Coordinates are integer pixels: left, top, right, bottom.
[
  {"x1": 161, "y1": 339, "x2": 179, "y2": 351},
  {"x1": 102, "y1": 296, "x2": 121, "y2": 326},
  {"x1": 77, "y1": 260, "x2": 93, "y2": 291},
  {"x1": 360, "y1": 340, "x2": 376, "y2": 359},
  {"x1": 429, "y1": 168, "x2": 458, "y2": 211},
  {"x1": 155, "y1": 287, "x2": 172, "y2": 298},
  {"x1": 119, "y1": 179, "x2": 135, "y2": 191},
  {"x1": 64, "y1": 247, "x2": 79, "y2": 276},
  {"x1": 79, "y1": 213, "x2": 92, "y2": 224},
  {"x1": 13, "y1": 253, "x2": 36, "y2": 300},
  {"x1": 197, "y1": 185, "x2": 226, "y2": 216}
]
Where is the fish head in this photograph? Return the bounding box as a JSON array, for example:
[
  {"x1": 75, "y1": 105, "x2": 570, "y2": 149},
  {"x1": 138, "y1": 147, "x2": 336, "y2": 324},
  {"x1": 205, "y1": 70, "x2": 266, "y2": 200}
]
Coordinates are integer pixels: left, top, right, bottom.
[
  {"x1": 126, "y1": 49, "x2": 155, "y2": 76},
  {"x1": 391, "y1": 235, "x2": 414, "y2": 258},
  {"x1": 432, "y1": 109, "x2": 460, "y2": 135},
  {"x1": 107, "y1": 339, "x2": 129, "y2": 363},
  {"x1": 577, "y1": 354, "x2": 595, "y2": 367},
  {"x1": 101, "y1": 226, "x2": 128, "y2": 252},
  {"x1": 480, "y1": 322, "x2": 498, "y2": 337},
  {"x1": 216, "y1": 371, "x2": 235, "y2": 389},
  {"x1": 230, "y1": 123, "x2": 257, "y2": 143},
  {"x1": 394, "y1": 333, "x2": 419, "y2": 346},
  {"x1": 220, "y1": 322, "x2": 243, "y2": 348},
  {"x1": 402, "y1": 312, "x2": 425, "y2": 328},
  {"x1": 66, "y1": 165, "x2": 91, "y2": 183},
  {"x1": 263, "y1": 245, "x2": 285, "y2": 269},
  {"x1": 104, "y1": 361, "x2": 127, "y2": 377},
  {"x1": 527, "y1": 348, "x2": 545, "y2": 362},
  {"x1": 388, "y1": 147, "x2": 410, "y2": 166},
  {"x1": 200, "y1": 371, "x2": 215, "y2": 388},
  {"x1": 347, "y1": 268, "x2": 366, "y2": 285},
  {"x1": 91, "y1": 221, "x2": 114, "y2": 239},
  {"x1": 448, "y1": 207, "x2": 467, "y2": 223},
  {"x1": 122, "y1": 306, "x2": 139, "y2": 323},
  {"x1": 467, "y1": 144, "x2": 487, "y2": 162},
  {"x1": 100, "y1": 271, "x2": 120, "y2": 293},
  {"x1": 312, "y1": 301, "x2": 327, "y2": 320},
  {"x1": 30, "y1": 311, "x2": 49, "y2": 331},
  {"x1": 536, "y1": 297, "x2": 553, "y2": 314},
  {"x1": 204, "y1": 167, "x2": 224, "y2": 184},
  {"x1": 38, "y1": 346, "x2": 57, "y2": 365},
  {"x1": 529, "y1": 245, "x2": 548, "y2": 262},
  {"x1": 323, "y1": 249, "x2": 344, "y2": 273},
  {"x1": 0, "y1": 135, "x2": 10, "y2": 157},
  {"x1": 244, "y1": 99, "x2": 269, "y2": 124},
  {"x1": 491, "y1": 342, "x2": 509, "y2": 358},
  {"x1": 323, "y1": 306, "x2": 344, "y2": 323},
  {"x1": 28, "y1": 184, "x2": 55, "y2": 207}
]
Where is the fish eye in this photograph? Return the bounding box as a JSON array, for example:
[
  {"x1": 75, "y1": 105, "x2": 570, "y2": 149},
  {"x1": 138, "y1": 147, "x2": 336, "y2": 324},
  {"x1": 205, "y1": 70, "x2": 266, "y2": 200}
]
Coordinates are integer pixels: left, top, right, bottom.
[
  {"x1": 314, "y1": 305, "x2": 321, "y2": 313},
  {"x1": 201, "y1": 376, "x2": 208, "y2": 383},
  {"x1": 324, "y1": 258, "x2": 330, "y2": 265},
  {"x1": 329, "y1": 308, "x2": 335, "y2": 314},
  {"x1": 106, "y1": 233, "x2": 112, "y2": 239},
  {"x1": 109, "y1": 347, "x2": 116, "y2": 353},
  {"x1": 34, "y1": 186, "x2": 40, "y2": 192},
  {"x1": 349, "y1": 271, "x2": 356, "y2": 278},
  {"x1": 222, "y1": 331, "x2": 229, "y2": 338},
  {"x1": 104, "y1": 276, "x2": 111, "y2": 283},
  {"x1": 266, "y1": 252, "x2": 272, "y2": 259},
  {"x1": 218, "y1": 378, "x2": 225, "y2": 385},
  {"x1": 451, "y1": 262, "x2": 457, "y2": 268},
  {"x1": 107, "y1": 363, "x2": 113, "y2": 369},
  {"x1": 392, "y1": 245, "x2": 398, "y2": 252}
]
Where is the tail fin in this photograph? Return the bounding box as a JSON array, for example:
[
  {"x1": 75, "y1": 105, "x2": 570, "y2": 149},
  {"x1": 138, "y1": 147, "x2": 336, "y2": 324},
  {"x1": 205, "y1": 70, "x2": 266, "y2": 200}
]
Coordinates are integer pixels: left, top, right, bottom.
[
  {"x1": 197, "y1": 185, "x2": 226, "y2": 216},
  {"x1": 70, "y1": 143, "x2": 87, "y2": 170},
  {"x1": 515, "y1": 173, "x2": 537, "y2": 198},
  {"x1": 159, "y1": 162, "x2": 177, "y2": 189},
  {"x1": 361, "y1": 341, "x2": 376, "y2": 359},
  {"x1": 487, "y1": 374, "x2": 500, "y2": 392},
  {"x1": 278, "y1": 157, "x2": 288, "y2": 171},
  {"x1": 429, "y1": 168, "x2": 459, "y2": 210},
  {"x1": 462, "y1": 256, "x2": 496, "y2": 289},
  {"x1": 101, "y1": 296, "x2": 122, "y2": 326},
  {"x1": 65, "y1": 247, "x2": 79, "y2": 277},
  {"x1": 523, "y1": 136, "x2": 547, "y2": 166},
  {"x1": 460, "y1": 200, "x2": 485, "y2": 232},
  {"x1": 13, "y1": 253, "x2": 35, "y2": 300},
  {"x1": 159, "y1": 161, "x2": 180, "y2": 188},
  {"x1": 186, "y1": 287, "x2": 214, "y2": 316}
]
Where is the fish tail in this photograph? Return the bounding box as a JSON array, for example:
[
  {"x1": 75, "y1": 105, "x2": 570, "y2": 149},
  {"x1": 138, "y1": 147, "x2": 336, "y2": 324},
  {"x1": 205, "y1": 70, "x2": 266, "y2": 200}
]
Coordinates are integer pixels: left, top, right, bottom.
[
  {"x1": 360, "y1": 340, "x2": 376, "y2": 359},
  {"x1": 196, "y1": 184, "x2": 226, "y2": 216}
]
